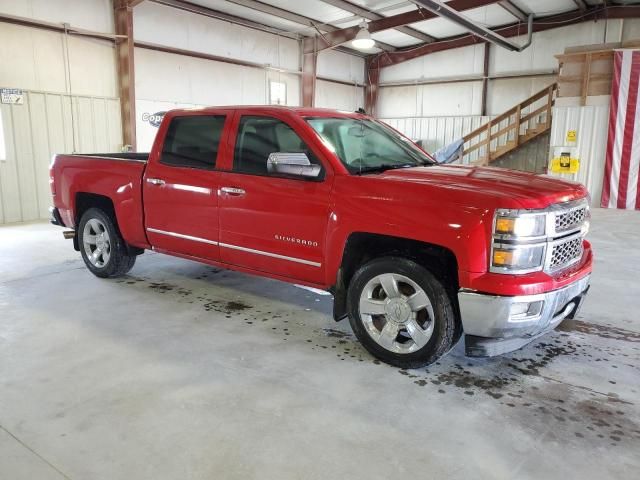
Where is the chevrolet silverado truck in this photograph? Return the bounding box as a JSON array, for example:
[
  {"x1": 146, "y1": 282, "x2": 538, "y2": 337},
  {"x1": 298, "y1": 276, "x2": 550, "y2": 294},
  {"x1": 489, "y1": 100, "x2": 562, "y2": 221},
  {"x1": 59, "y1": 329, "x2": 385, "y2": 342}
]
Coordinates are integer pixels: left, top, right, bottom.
[{"x1": 49, "y1": 106, "x2": 592, "y2": 368}]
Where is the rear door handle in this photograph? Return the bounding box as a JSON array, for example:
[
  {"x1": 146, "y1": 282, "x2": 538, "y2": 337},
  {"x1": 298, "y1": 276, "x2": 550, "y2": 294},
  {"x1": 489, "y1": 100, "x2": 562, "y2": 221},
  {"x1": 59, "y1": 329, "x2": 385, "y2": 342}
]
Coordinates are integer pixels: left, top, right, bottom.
[
  {"x1": 220, "y1": 187, "x2": 245, "y2": 196},
  {"x1": 146, "y1": 178, "x2": 166, "y2": 186}
]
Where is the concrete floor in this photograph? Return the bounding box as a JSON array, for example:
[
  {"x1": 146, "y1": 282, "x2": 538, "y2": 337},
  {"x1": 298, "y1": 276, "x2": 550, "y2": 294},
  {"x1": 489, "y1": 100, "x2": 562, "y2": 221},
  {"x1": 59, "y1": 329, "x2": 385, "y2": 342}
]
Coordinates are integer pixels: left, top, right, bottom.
[{"x1": 1, "y1": 208, "x2": 639, "y2": 480}]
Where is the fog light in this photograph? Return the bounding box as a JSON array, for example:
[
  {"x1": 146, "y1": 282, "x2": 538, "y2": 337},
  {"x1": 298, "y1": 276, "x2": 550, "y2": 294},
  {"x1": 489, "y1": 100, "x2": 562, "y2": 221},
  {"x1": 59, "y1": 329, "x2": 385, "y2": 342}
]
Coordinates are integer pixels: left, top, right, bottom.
[{"x1": 509, "y1": 300, "x2": 544, "y2": 321}]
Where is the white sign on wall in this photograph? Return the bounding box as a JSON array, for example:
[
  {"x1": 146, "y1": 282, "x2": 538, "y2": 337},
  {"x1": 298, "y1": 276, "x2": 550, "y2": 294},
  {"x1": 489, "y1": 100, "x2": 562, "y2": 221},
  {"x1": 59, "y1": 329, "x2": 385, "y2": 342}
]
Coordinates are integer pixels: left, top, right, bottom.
[
  {"x1": 136, "y1": 100, "x2": 204, "y2": 152},
  {"x1": 1, "y1": 88, "x2": 24, "y2": 105}
]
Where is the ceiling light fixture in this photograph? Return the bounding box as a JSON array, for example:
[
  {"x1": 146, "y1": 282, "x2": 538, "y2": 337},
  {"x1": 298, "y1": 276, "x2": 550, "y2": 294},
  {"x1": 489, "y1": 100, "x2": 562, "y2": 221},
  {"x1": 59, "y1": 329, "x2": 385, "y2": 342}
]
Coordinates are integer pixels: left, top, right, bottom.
[{"x1": 352, "y1": 21, "x2": 375, "y2": 50}]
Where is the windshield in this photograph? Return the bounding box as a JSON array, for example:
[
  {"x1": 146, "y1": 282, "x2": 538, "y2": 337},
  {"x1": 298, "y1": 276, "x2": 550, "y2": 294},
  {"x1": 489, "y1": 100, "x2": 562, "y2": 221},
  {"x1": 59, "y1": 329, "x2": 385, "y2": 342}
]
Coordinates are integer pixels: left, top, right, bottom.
[{"x1": 306, "y1": 117, "x2": 434, "y2": 174}]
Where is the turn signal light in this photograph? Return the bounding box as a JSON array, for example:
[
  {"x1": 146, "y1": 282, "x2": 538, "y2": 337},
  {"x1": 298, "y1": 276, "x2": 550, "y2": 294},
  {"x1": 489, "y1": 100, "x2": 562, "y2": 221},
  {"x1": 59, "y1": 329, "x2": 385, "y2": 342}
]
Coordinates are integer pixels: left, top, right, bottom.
[
  {"x1": 493, "y1": 250, "x2": 513, "y2": 266},
  {"x1": 495, "y1": 218, "x2": 515, "y2": 234}
]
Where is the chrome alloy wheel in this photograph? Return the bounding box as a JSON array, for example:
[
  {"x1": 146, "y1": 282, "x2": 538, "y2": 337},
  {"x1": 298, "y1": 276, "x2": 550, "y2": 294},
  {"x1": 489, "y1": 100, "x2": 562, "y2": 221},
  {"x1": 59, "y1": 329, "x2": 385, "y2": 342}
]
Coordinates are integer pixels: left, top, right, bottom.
[
  {"x1": 358, "y1": 273, "x2": 435, "y2": 354},
  {"x1": 83, "y1": 218, "x2": 111, "y2": 268}
]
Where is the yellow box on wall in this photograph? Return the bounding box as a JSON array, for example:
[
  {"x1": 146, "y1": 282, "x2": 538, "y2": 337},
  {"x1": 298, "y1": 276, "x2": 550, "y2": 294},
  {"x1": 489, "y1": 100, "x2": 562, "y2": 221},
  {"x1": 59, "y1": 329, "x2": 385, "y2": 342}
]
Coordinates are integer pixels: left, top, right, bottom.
[{"x1": 550, "y1": 153, "x2": 580, "y2": 174}]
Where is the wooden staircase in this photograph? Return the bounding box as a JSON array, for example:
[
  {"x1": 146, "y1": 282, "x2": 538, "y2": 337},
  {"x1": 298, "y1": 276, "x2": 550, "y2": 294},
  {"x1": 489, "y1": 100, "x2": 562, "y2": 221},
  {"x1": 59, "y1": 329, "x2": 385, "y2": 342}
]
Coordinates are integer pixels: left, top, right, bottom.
[{"x1": 462, "y1": 83, "x2": 557, "y2": 166}]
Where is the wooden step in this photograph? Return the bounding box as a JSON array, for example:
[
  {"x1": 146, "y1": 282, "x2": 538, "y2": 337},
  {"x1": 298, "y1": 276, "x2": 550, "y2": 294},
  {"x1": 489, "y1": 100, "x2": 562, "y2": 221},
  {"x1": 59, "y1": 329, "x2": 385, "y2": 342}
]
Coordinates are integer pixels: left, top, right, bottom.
[
  {"x1": 489, "y1": 141, "x2": 517, "y2": 160},
  {"x1": 525, "y1": 122, "x2": 545, "y2": 134},
  {"x1": 520, "y1": 125, "x2": 550, "y2": 143},
  {"x1": 461, "y1": 83, "x2": 557, "y2": 166}
]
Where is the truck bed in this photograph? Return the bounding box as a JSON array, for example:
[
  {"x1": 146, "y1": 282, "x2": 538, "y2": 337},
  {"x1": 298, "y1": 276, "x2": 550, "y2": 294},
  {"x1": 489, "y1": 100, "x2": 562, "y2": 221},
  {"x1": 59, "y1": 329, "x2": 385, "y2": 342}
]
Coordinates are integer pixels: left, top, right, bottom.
[
  {"x1": 72, "y1": 152, "x2": 149, "y2": 162},
  {"x1": 50, "y1": 153, "x2": 149, "y2": 248}
]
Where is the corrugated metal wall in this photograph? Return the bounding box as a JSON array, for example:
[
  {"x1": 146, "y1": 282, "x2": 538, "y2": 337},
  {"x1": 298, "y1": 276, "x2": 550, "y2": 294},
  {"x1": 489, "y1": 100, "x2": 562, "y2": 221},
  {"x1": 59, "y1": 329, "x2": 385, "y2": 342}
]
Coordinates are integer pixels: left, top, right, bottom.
[
  {"x1": 381, "y1": 115, "x2": 490, "y2": 159},
  {"x1": 548, "y1": 104, "x2": 610, "y2": 205},
  {"x1": 0, "y1": 90, "x2": 122, "y2": 224}
]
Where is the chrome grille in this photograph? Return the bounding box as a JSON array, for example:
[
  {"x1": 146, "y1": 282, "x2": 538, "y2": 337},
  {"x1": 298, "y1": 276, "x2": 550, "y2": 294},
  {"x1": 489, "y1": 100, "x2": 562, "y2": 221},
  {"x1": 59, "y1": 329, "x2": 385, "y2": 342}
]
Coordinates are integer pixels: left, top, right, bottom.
[
  {"x1": 549, "y1": 237, "x2": 583, "y2": 271},
  {"x1": 554, "y1": 206, "x2": 587, "y2": 233}
]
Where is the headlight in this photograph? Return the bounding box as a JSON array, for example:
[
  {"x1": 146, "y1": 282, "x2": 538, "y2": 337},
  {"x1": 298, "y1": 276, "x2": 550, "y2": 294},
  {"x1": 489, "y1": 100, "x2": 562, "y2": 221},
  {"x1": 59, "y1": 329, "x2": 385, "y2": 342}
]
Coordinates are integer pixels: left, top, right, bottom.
[
  {"x1": 491, "y1": 243, "x2": 546, "y2": 272},
  {"x1": 494, "y1": 209, "x2": 546, "y2": 239},
  {"x1": 491, "y1": 209, "x2": 548, "y2": 274},
  {"x1": 490, "y1": 199, "x2": 589, "y2": 275}
]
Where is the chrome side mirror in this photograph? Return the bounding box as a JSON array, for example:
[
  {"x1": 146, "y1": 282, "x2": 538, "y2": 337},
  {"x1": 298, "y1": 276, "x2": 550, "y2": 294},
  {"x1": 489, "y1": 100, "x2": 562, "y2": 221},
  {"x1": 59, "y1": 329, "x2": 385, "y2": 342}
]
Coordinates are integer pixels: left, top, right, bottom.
[{"x1": 267, "y1": 152, "x2": 322, "y2": 179}]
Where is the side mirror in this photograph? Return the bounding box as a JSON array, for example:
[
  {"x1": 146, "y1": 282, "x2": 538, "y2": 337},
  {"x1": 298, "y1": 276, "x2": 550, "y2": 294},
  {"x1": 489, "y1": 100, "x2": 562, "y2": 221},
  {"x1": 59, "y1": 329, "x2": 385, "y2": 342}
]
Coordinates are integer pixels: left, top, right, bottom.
[{"x1": 267, "y1": 152, "x2": 322, "y2": 179}]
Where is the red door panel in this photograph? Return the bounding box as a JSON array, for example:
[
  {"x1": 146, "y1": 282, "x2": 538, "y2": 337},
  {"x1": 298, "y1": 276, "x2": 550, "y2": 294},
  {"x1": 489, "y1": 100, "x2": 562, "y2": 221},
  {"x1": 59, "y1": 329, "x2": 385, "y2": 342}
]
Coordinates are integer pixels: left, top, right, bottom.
[
  {"x1": 143, "y1": 166, "x2": 220, "y2": 260},
  {"x1": 218, "y1": 172, "x2": 331, "y2": 282},
  {"x1": 217, "y1": 111, "x2": 333, "y2": 284},
  {"x1": 143, "y1": 111, "x2": 232, "y2": 261}
]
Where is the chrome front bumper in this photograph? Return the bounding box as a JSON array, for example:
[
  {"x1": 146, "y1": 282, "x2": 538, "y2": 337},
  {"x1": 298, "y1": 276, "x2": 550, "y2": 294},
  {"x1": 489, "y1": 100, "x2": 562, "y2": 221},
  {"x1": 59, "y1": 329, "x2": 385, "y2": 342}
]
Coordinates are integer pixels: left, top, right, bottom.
[{"x1": 458, "y1": 274, "x2": 591, "y2": 357}]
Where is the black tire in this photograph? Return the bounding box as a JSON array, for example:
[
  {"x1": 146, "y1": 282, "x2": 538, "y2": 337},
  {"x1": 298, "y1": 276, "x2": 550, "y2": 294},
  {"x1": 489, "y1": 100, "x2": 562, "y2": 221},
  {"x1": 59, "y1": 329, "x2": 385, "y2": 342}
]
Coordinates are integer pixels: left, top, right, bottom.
[
  {"x1": 346, "y1": 256, "x2": 457, "y2": 369},
  {"x1": 78, "y1": 207, "x2": 136, "y2": 278}
]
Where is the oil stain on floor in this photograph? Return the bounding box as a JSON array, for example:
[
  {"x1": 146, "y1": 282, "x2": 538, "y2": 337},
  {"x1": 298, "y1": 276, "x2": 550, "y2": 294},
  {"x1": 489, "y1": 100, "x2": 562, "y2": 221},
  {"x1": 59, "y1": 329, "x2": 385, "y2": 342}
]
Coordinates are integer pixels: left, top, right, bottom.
[{"x1": 114, "y1": 272, "x2": 640, "y2": 450}]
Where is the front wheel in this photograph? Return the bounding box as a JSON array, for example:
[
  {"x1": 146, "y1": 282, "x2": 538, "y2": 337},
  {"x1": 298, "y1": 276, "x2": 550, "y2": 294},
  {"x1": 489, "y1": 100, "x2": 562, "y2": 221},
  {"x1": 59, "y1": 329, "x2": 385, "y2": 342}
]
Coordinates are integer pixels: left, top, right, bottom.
[
  {"x1": 78, "y1": 207, "x2": 136, "y2": 278},
  {"x1": 346, "y1": 257, "x2": 457, "y2": 368}
]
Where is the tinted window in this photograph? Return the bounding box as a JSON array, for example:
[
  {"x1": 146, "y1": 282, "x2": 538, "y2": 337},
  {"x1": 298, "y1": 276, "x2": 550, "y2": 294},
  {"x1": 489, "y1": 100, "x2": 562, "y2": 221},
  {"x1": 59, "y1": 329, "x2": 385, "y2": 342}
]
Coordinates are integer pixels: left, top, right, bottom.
[
  {"x1": 234, "y1": 116, "x2": 319, "y2": 175},
  {"x1": 161, "y1": 115, "x2": 225, "y2": 170}
]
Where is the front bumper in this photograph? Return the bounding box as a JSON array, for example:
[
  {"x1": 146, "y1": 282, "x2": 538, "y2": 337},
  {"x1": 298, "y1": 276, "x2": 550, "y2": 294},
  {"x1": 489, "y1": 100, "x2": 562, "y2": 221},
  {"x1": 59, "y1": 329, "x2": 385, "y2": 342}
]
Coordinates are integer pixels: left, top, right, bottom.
[{"x1": 458, "y1": 274, "x2": 590, "y2": 357}]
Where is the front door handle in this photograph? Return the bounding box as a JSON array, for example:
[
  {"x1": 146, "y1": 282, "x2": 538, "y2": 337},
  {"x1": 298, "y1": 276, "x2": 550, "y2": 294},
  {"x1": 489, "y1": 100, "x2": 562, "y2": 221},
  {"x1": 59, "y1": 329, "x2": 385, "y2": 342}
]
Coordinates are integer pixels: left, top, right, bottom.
[
  {"x1": 220, "y1": 187, "x2": 246, "y2": 196},
  {"x1": 146, "y1": 178, "x2": 166, "y2": 186}
]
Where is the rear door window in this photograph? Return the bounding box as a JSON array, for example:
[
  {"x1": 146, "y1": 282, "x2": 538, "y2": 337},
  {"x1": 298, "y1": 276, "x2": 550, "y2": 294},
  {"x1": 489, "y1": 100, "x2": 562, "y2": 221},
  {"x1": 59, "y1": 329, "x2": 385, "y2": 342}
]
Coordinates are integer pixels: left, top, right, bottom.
[{"x1": 160, "y1": 115, "x2": 226, "y2": 170}]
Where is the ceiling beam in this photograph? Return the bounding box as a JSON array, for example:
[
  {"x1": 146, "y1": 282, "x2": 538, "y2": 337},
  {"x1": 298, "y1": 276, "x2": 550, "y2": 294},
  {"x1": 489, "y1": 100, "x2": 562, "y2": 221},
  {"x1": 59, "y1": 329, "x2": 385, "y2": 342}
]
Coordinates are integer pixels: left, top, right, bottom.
[
  {"x1": 151, "y1": 0, "x2": 299, "y2": 39},
  {"x1": 152, "y1": 0, "x2": 396, "y2": 52},
  {"x1": 319, "y1": 0, "x2": 434, "y2": 42},
  {"x1": 223, "y1": 0, "x2": 400, "y2": 51},
  {"x1": 412, "y1": 0, "x2": 533, "y2": 52},
  {"x1": 224, "y1": 0, "x2": 340, "y2": 32},
  {"x1": 498, "y1": 0, "x2": 528, "y2": 21},
  {"x1": 371, "y1": 5, "x2": 640, "y2": 68},
  {"x1": 308, "y1": 0, "x2": 501, "y2": 53}
]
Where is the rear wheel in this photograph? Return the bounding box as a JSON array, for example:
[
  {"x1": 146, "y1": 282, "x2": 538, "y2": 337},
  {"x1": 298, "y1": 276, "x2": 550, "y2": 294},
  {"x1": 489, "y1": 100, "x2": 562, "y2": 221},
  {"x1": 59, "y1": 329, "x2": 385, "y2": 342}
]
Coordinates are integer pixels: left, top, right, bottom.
[
  {"x1": 347, "y1": 256, "x2": 457, "y2": 368},
  {"x1": 78, "y1": 208, "x2": 136, "y2": 278}
]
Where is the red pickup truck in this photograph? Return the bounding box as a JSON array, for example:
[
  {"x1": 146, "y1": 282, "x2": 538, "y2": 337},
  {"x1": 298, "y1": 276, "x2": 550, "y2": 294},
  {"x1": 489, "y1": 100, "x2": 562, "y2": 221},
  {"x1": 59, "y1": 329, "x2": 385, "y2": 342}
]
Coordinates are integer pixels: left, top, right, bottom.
[{"x1": 50, "y1": 106, "x2": 592, "y2": 368}]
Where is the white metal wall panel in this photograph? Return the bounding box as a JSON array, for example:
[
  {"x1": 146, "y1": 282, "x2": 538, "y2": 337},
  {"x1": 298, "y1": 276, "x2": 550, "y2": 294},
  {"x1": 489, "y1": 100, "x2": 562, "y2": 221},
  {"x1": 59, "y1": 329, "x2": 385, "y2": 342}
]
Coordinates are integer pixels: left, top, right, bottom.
[
  {"x1": 0, "y1": 0, "x2": 113, "y2": 32},
  {"x1": 378, "y1": 20, "x2": 636, "y2": 120},
  {"x1": 381, "y1": 115, "x2": 490, "y2": 156},
  {"x1": 135, "y1": 47, "x2": 301, "y2": 107},
  {"x1": 622, "y1": 18, "x2": 640, "y2": 41},
  {"x1": 380, "y1": 44, "x2": 485, "y2": 84},
  {"x1": 0, "y1": 106, "x2": 22, "y2": 224},
  {"x1": 487, "y1": 76, "x2": 556, "y2": 116},
  {"x1": 0, "y1": 91, "x2": 122, "y2": 224},
  {"x1": 378, "y1": 81, "x2": 483, "y2": 118},
  {"x1": 133, "y1": 1, "x2": 299, "y2": 71},
  {"x1": 0, "y1": 23, "x2": 118, "y2": 98},
  {"x1": 317, "y1": 50, "x2": 365, "y2": 84},
  {"x1": 315, "y1": 80, "x2": 364, "y2": 113},
  {"x1": 548, "y1": 104, "x2": 610, "y2": 206},
  {"x1": 490, "y1": 21, "x2": 624, "y2": 76}
]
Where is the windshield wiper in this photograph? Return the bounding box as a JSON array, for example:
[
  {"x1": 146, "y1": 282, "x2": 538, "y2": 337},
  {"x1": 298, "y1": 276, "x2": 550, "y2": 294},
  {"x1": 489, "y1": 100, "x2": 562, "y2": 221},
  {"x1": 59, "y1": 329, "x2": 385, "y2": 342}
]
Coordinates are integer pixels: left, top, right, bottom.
[{"x1": 355, "y1": 164, "x2": 419, "y2": 175}]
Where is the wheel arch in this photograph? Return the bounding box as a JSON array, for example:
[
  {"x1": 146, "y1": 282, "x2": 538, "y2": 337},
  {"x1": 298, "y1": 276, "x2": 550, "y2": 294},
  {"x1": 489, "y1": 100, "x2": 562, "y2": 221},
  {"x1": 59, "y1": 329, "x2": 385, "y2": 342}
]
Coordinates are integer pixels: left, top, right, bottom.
[
  {"x1": 74, "y1": 192, "x2": 143, "y2": 255},
  {"x1": 332, "y1": 232, "x2": 460, "y2": 323}
]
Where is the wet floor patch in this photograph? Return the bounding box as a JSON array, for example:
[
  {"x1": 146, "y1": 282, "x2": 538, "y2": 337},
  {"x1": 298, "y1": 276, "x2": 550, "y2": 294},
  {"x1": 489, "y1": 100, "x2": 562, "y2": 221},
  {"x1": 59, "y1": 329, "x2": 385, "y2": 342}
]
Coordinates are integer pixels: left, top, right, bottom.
[
  {"x1": 401, "y1": 333, "x2": 640, "y2": 447},
  {"x1": 112, "y1": 272, "x2": 640, "y2": 448},
  {"x1": 558, "y1": 318, "x2": 640, "y2": 343}
]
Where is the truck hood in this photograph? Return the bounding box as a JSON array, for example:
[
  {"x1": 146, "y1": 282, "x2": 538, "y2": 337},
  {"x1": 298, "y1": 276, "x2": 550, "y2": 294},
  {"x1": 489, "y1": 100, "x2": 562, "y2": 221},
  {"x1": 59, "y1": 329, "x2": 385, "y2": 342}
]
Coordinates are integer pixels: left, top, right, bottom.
[{"x1": 377, "y1": 164, "x2": 587, "y2": 209}]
